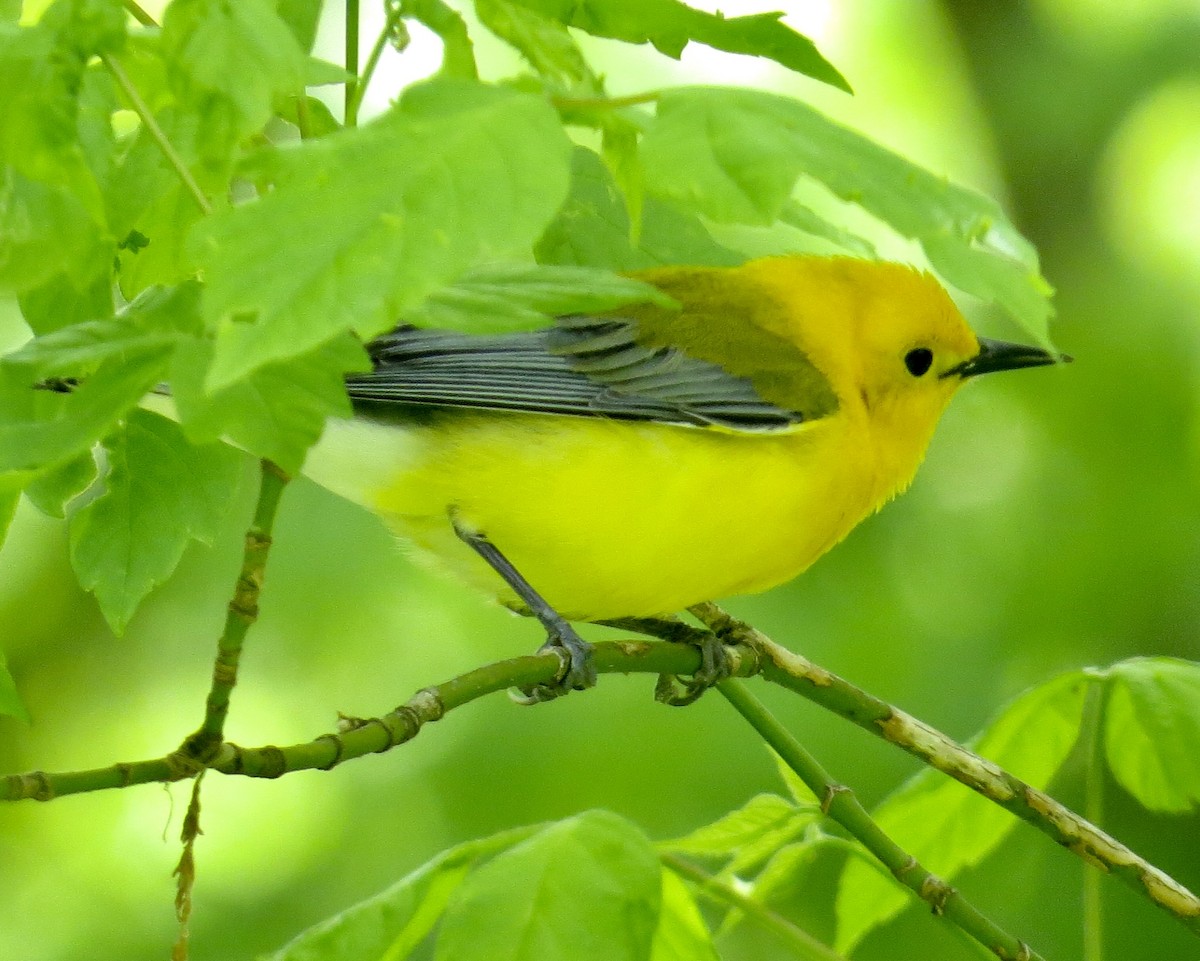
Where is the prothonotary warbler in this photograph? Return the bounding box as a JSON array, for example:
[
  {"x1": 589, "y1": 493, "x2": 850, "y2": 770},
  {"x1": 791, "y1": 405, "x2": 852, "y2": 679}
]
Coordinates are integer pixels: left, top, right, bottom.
[{"x1": 306, "y1": 255, "x2": 1064, "y2": 699}]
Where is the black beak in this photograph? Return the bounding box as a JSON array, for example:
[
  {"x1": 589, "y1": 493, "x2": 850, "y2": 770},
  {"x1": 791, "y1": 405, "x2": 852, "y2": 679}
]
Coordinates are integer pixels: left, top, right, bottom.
[{"x1": 942, "y1": 337, "x2": 1070, "y2": 379}]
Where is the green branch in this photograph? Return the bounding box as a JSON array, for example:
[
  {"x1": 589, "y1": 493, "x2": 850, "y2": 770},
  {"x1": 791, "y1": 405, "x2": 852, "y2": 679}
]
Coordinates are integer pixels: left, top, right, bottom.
[
  {"x1": 180, "y1": 460, "x2": 290, "y2": 761},
  {"x1": 102, "y1": 54, "x2": 212, "y2": 216},
  {"x1": 686, "y1": 604, "x2": 1200, "y2": 937},
  {"x1": 0, "y1": 640, "x2": 759, "y2": 801},
  {"x1": 718, "y1": 678, "x2": 1044, "y2": 961}
]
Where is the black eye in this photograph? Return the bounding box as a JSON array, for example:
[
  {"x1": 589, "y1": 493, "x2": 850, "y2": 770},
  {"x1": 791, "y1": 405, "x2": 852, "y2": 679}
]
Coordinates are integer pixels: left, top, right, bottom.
[{"x1": 905, "y1": 348, "x2": 934, "y2": 377}]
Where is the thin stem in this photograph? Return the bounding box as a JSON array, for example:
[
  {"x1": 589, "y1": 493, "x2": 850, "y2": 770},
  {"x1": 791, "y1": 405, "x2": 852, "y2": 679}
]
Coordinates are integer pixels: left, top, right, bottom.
[
  {"x1": 122, "y1": 0, "x2": 157, "y2": 27},
  {"x1": 181, "y1": 460, "x2": 290, "y2": 761},
  {"x1": 345, "y1": 0, "x2": 361, "y2": 126},
  {"x1": 346, "y1": 2, "x2": 405, "y2": 125},
  {"x1": 660, "y1": 851, "x2": 848, "y2": 961},
  {"x1": 1082, "y1": 679, "x2": 1108, "y2": 961},
  {"x1": 717, "y1": 678, "x2": 1044, "y2": 961},
  {"x1": 102, "y1": 54, "x2": 212, "y2": 216}
]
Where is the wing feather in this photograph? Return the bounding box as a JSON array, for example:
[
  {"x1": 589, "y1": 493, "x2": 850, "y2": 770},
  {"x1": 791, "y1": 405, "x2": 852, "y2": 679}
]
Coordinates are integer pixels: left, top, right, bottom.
[{"x1": 346, "y1": 317, "x2": 815, "y2": 432}]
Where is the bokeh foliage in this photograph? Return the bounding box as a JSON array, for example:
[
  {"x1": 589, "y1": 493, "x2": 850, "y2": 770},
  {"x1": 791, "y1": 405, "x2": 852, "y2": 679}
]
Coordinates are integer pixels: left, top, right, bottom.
[{"x1": 1, "y1": 0, "x2": 1199, "y2": 959}]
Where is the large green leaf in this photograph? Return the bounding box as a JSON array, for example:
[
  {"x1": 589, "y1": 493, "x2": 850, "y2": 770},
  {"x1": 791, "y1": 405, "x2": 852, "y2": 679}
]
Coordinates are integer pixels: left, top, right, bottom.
[
  {"x1": 193, "y1": 79, "x2": 573, "y2": 391},
  {"x1": 504, "y1": 0, "x2": 848, "y2": 91},
  {"x1": 264, "y1": 826, "x2": 537, "y2": 961},
  {"x1": 834, "y1": 670, "x2": 1089, "y2": 952},
  {"x1": 641, "y1": 87, "x2": 1054, "y2": 343},
  {"x1": 170, "y1": 332, "x2": 366, "y2": 475},
  {"x1": 0, "y1": 168, "x2": 109, "y2": 294},
  {"x1": 161, "y1": 0, "x2": 307, "y2": 169},
  {"x1": 434, "y1": 810, "x2": 661, "y2": 961},
  {"x1": 0, "y1": 346, "x2": 170, "y2": 473},
  {"x1": 1104, "y1": 657, "x2": 1200, "y2": 813},
  {"x1": 68, "y1": 409, "x2": 242, "y2": 634},
  {"x1": 535, "y1": 147, "x2": 739, "y2": 271},
  {"x1": 0, "y1": 0, "x2": 125, "y2": 217}
]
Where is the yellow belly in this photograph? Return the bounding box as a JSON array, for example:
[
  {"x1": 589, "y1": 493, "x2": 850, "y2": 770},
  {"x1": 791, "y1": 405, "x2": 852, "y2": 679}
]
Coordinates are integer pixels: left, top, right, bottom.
[{"x1": 312, "y1": 411, "x2": 883, "y2": 619}]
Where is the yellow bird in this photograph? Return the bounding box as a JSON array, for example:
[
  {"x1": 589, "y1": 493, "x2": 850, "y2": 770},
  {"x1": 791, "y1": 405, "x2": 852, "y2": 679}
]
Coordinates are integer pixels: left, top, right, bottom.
[{"x1": 306, "y1": 256, "x2": 1062, "y2": 697}]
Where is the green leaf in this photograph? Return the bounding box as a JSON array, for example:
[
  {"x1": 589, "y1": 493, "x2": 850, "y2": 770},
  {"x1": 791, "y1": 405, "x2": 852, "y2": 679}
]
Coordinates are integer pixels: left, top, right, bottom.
[
  {"x1": 161, "y1": 0, "x2": 307, "y2": 169},
  {"x1": 0, "y1": 2, "x2": 124, "y2": 216},
  {"x1": 834, "y1": 670, "x2": 1089, "y2": 952},
  {"x1": 0, "y1": 345, "x2": 170, "y2": 472},
  {"x1": 434, "y1": 810, "x2": 661, "y2": 961},
  {"x1": 535, "y1": 147, "x2": 739, "y2": 271},
  {"x1": 0, "y1": 167, "x2": 109, "y2": 294},
  {"x1": 23, "y1": 449, "x2": 98, "y2": 518},
  {"x1": 193, "y1": 79, "x2": 572, "y2": 391},
  {"x1": 302, "y1": 55, "x2": 351, "y2": 87},
  {"x1": 4, "y1": 319, "x2": 178, "y2": 377},
  {"x1": 404, "y1": 263, "x2": 677, "y2": 333},
  {"x1": 276, "y1": 0, "x2": 324, "y2": 53},
  {"x1": 475, "y1": 0, "x2": 593, "y2": 88},
  {"x1": 641, "y1": 87, "x2": 1054, "y2": 343},
  {"x1": 1104, "y1": 658, "x2": 1200, "y2": 813},
  {"x1": 107, "y1": 108, "x2": 210, "y2": 296},
  {"x1": 660, "y1": 793, "x2": 808, "y2": 875},
  {"x1": 274, "y1": 95, "x2": 340, "y2": 138},
  {"x1": 651, "y1": 867, "x2": 719, "y2": 961},
  {"x1": 264, "y1": 826, "x2": 538, "y2": 961},
  {"x1": 779, "y1": 200, "x2": 877, "y2": 258},
  {"x1": 744, "y1": 840, "x2": 821, "y2": 916},
  {"x1": 0, "y1": 648, "x2": 30, "y2": 723},
  {"x1": 171, "y1": 332, "x2": 366, "y2": 475},
  {"x1": 505, "y1": 0, "x2": 848, "y2": 91},
  {"x1": 68, "y1": 408, "x2": 242, "y2": 634},
  {"x1": 17, "y1": 268, "x2": 113, "y2": 334}
]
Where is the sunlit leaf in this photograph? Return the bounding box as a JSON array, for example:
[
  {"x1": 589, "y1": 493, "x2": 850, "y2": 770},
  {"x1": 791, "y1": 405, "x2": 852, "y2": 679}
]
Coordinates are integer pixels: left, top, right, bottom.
[
  {"x1": 1104, "y1": 657, "x2": 1200, "y2": 813},
  {"x1": 651, "y1": 867, "x2": 719, "y2": 961},
  {"x1": 68, "y1": 409, "x2": 242, "y2": 634},
  {"x1": 434, "y1": 810, "x2": 661, "y2": 961},
  {"x1": 642, "y1": 87, "x2": 1054, "y2": 343},
  {"x1": 193, "y1": 79, "x2": 572, "y2": 390},
  {"x1": 504, "y1": 0, "x2": 848, "y2": 91},
  {"x1": 265, "y1": 826, "x2": 538, "y2": 961}
]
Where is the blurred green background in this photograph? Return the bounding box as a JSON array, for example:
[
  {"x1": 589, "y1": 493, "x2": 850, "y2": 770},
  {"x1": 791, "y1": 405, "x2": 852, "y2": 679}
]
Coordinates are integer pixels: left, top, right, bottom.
[{"x1": 2, "y1": 0, "x2": 1199, "y2": 959}]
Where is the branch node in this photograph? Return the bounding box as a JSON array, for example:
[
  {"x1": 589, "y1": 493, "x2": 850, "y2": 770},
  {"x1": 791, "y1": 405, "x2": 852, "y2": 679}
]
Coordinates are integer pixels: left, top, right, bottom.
[
  {"x1": 892, "y1": 855, "x2": 920, "y2": 883},
  {"x1": 409, "y1": 687, "x2": 445, "y2": 723},
  {"x1": 315, "y1": 734, "x2": 345, "y2": 771},
  {"x1": 820, "y1": 782, "x2": 850, "y2": 815},
  {"x1": 257, "y1": 746, "x2": 287, "y2": 778},
  {"x1": 918, "y1": 874, "x2": 955, "y2": 916}
]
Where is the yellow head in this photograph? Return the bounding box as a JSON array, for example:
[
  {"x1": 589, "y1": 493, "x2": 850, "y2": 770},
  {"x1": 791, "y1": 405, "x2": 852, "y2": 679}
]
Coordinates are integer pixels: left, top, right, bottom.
[{"x1": 743, "y1": 256, "x2": 1059, "y2": 500}]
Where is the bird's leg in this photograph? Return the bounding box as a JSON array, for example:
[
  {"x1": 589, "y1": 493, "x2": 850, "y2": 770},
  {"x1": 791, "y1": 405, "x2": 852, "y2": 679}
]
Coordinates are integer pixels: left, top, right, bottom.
[{"x1": 451, "y1": 514, "x2": 597, "y2": 703}]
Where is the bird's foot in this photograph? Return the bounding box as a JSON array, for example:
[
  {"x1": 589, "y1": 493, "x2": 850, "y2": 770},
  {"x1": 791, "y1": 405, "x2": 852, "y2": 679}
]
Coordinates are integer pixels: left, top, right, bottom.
[
  {"x1": 511, "y1": 619, "x2": 597, "y2": 705},
  {"x1": 654, "y1": 628, "x2": 732, "y2": 707}
]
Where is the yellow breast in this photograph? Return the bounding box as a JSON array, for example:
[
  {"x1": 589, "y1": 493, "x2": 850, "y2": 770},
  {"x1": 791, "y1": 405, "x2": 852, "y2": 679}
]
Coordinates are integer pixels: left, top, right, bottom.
[{"x1": 328, "y1": 409, "x2": 888, "y2": 619}]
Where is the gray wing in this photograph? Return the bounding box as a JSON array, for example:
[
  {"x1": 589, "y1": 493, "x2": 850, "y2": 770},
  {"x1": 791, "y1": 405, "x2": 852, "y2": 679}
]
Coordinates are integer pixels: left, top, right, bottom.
[{"x1": 345, "y1": 317, "x2": 806, "y2": 432}]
